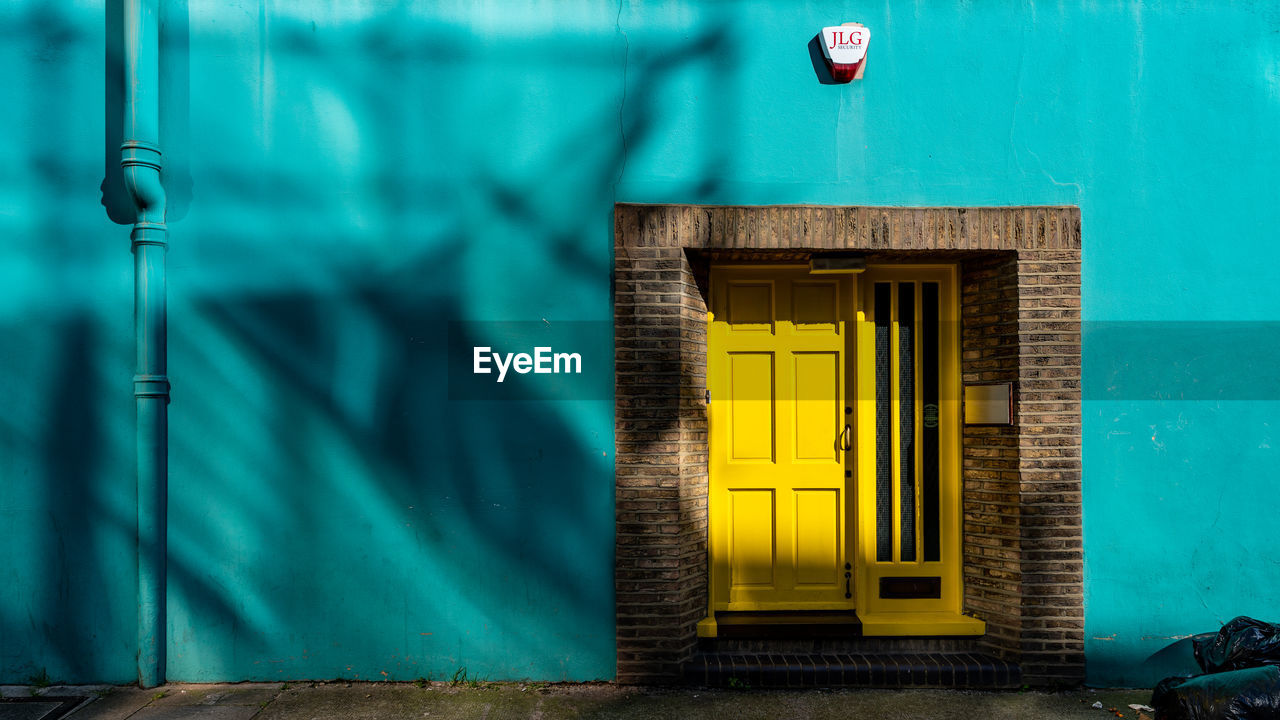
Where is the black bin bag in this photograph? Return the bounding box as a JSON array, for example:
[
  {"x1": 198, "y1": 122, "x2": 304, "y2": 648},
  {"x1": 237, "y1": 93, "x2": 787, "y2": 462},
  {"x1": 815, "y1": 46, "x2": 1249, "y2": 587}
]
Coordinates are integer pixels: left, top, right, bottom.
[
  {"x1": 1152, "y1": 618, "x2": 1280, "y2": 720},
  {"x1": 1152, "y1": 665, "x2": 1280, "y2": 720},
  {"x1": 1195, "y1": 617, "x2": 1280, "y2": 674}
]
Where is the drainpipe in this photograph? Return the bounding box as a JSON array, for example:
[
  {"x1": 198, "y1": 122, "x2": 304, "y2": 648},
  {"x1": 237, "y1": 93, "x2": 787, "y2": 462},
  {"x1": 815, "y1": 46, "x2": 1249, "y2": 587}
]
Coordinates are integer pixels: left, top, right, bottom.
[{"x1": 121, "y1": 0, "x2": 168, "y2": 689}]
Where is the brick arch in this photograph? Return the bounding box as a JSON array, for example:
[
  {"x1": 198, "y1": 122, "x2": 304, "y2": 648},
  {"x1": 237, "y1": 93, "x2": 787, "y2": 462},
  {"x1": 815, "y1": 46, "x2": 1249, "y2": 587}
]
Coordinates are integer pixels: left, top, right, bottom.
[{"x1": 613, "y1": 205, "x2": 1082, "y2": 685}]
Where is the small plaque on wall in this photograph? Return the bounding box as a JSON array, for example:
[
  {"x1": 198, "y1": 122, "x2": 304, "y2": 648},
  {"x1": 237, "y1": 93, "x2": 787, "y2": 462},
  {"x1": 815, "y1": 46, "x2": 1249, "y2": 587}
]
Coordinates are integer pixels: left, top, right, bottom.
[{"x1": 964, "y1": 383, "x2": 1013, "y2": 425}]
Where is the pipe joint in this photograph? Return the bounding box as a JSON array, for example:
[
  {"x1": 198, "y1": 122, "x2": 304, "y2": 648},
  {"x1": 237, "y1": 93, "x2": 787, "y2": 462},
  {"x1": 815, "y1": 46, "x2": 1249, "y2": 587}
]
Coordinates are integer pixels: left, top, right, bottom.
[
  {"x1": 131, "y1": 223, "x2": 168, "y2": 250},
  {"x1": 121, "y1": 140, "x2": 166, "y2": 225},
  {"x1": 134, "y1": 374, "x2": 171, "y2": 402}
]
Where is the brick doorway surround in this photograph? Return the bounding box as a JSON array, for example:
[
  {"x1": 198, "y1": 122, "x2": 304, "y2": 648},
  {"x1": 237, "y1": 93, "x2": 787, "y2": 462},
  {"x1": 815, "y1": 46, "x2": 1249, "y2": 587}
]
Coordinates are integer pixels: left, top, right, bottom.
[{"x1": 613, "y1": 205, "x2": 1082, "y2": 686}]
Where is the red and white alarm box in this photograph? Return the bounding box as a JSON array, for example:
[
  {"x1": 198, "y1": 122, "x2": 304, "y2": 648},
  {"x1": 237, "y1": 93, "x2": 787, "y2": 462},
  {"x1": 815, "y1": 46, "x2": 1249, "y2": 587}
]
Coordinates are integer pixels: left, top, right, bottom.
[{"x1": 821, "y1": 23, "x2": 870, "y2": 83}]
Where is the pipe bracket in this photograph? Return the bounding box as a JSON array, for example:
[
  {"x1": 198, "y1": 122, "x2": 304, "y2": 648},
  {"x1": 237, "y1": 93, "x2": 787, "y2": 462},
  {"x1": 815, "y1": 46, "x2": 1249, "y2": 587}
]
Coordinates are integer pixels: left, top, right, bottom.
[
  {"x1": 131, "y1": 222, "x2": 168, "y2": 249},
  {"x1": 134, "y1": 374, "x2": 171, "y2": 402},
  {"x1": 120, "y1": 140, "x2": 163, "y2": 169}
]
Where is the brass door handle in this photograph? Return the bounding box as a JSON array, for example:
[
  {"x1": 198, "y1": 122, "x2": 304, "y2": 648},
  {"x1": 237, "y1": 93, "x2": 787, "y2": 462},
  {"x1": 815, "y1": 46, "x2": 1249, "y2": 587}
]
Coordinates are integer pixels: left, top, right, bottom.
[{"x1": 840, "y1": 424, "x2": 852, "y2": 452}]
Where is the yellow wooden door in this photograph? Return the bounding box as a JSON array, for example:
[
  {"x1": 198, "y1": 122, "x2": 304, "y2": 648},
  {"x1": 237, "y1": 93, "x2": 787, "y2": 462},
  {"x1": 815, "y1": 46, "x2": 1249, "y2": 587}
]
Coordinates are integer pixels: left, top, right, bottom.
[
  {"x1": 853, "y1": 266, "x2": 981, "y2": 635},
  {"x1": 707, "y1": 267, "x2": 854, "y2": 611}
]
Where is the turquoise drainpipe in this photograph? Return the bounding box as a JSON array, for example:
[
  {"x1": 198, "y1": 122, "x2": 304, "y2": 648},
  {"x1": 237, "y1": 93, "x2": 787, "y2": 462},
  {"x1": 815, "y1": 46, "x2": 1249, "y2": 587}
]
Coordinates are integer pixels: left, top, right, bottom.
[{"x1": 120, "y1": 0, "x2": 168, "y2": 689}]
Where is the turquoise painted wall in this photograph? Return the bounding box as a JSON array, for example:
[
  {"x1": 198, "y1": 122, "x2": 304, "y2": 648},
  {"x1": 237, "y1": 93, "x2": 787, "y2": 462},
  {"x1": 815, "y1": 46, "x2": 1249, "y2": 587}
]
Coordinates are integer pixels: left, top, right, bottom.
[{"x1": 1, "y1": 0, "x2": 1277, "y2": 686}]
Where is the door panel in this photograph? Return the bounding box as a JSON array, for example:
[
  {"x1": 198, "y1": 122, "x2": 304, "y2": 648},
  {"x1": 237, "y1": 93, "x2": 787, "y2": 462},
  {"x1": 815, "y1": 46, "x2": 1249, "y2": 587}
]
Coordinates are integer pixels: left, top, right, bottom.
[
  {"x1": 728, "y1": 353, "x2": 775, "y2": 461},
  {"x1": 855, "y1": 267, "x2": 963, "y2": 617},
  {"x1": 725, "y1": 282, "x2": 773, "y2": 330},
  {"x1": 792, "y1": 282, "x2": 838, "y2": 329},
  {"x1": 792, "y1": 352, "x2": 840, "y2": 461},
  {"x1": 793, "y1": 489, "x2": 840, "y2": 587},
  {"x1": 709, "y1": 267, "x2": 852, "y2": 611},
  {"x1": 729, "y1": 489, "x2": 776, "y2": 589}
]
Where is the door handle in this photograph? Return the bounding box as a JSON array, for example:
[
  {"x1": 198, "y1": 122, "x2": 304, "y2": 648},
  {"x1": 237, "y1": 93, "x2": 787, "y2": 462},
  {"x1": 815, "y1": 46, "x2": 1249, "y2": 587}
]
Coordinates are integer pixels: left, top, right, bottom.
[{"x1": 840, "y1": 424, "x2": 852, "y2": 452}]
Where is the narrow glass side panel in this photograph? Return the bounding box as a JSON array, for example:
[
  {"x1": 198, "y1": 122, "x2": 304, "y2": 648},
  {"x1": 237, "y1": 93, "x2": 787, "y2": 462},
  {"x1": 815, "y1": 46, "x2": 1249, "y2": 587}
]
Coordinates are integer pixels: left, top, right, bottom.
[
  {"x1": 922, "y1": 282, "x2": 941, "y2": 562},
  {"x1": 899, "y1": 283, "x2": 916, "y2": 562},
  {"x1": 874, "y1": 282, "x2": 892, "y2": 563}
]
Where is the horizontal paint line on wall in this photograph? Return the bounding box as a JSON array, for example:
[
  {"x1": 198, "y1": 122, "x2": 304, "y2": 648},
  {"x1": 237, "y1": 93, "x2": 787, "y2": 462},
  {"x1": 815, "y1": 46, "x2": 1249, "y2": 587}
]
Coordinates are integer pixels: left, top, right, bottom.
[{"x1": 1083, "y1": 322, "x2": 1280, "y2": 400}]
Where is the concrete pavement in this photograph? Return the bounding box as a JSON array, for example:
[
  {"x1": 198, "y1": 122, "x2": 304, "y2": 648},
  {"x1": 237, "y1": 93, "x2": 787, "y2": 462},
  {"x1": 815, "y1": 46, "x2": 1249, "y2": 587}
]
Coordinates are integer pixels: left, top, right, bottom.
[{"x1": 1, "y1": 682, "x2": 1156, "y2": 720}]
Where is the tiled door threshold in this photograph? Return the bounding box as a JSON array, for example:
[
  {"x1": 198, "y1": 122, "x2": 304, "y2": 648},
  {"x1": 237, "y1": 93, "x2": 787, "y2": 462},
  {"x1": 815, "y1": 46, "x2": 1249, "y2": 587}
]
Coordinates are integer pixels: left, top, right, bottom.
[{"x1": 683, "y1": 652, "x2": 1021, "y2": 688}]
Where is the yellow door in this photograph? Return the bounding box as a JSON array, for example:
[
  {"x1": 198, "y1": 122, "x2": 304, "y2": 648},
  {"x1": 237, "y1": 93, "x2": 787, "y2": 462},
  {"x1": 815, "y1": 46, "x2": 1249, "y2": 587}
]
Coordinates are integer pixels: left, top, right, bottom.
[
  {"x1": 707, "y1": 267, "x2": 854, "y2": 611},
  {"x1": 853, "y1": 266, "x2": 981, "y2": 635}
]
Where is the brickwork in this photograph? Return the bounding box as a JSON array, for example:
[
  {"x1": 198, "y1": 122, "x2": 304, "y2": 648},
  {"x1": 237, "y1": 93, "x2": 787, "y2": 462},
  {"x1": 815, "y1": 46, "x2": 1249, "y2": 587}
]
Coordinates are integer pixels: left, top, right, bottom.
[
  {"x1": 1014, "y1": 250, "x2": 1084, "y2": 685},
  {"x1": 614, "y1": 205, "x2": 1082, "y2": 686},
  {"x1": 960, "y1": 253, "x2": 1023, "y2": 661},
  {"x1": 614, "y1": 241, "x2": 704, "y2": 682}
]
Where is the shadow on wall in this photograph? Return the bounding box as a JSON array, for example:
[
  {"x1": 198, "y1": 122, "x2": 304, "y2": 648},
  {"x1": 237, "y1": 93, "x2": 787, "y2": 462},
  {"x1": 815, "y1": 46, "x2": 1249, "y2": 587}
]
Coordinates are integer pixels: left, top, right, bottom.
[
  {"x1": 0, "y1": 0, "x2": 142, "y2": 683},
  {"x1": 166, "y1": 251, "x2": 619, "y2": 680},
  {"x1": 38, "y1": 317, "x2": 108, "y2": 680},
  {"x1": 151, "y1": 4, "x2": 743, "y2": 683},
  {"x1": 2, "y1": 0, "x2": 741, "y2": 683},
  {"x1": 806, "y1": 34, "x2": 840, "y2": 85}
]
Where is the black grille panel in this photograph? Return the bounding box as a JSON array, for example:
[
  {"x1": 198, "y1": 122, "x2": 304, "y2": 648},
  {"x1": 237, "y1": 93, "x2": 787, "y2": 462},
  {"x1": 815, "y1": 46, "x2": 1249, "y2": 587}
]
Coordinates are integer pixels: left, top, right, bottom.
[
  {"x1": 922, "y1": 282, "x2": 940, "y2": 562},
  {"x1": 874, "y1": 282, "x2": 892, "y2": 562},
  {"x1": 898, "y1": 283, "x2": 916, "y2": 562}
]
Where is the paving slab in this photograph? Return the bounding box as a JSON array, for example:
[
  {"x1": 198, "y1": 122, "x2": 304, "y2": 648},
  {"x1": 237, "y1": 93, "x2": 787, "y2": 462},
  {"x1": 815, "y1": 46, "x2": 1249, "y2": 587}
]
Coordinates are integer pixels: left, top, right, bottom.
[
  {"x1": 147, "y1": 684, "x2": 282, "y2": 709},
  {"x1": 0, "y1": 688, "x2": 35, "y2": 699},
  {"x1": 44, "y1": 687, "x2": 152, "y2": 720},
  {"x1": 126, "y1": 707, "x2": 260, "y2": 720},
  {"x1": 257, "y1": 683, "x2": 533, "y2": 720},
  {"x1": 34, "y1": 687, "x2": 113, "y2": 697}
]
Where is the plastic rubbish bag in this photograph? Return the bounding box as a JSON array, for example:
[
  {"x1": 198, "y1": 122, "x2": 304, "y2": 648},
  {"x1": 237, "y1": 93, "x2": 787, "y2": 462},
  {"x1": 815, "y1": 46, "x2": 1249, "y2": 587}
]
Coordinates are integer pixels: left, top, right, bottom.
[
  {"x1": 1152, "y1": 618, "x2": 1280, "y2": 719},
  {"x1": 1152, "y1": 665, "x2": 1280, "y2": 720},
  {"x1": 1194, "y1": 617, "x2": 1280, "y2": 674}
]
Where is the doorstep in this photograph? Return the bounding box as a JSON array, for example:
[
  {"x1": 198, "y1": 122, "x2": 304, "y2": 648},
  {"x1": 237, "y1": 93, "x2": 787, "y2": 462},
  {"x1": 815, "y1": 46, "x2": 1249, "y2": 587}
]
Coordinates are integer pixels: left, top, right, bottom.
[
  {"x1": 698, "y1": 610, "x2": 985, "y2": 638},
  {"x1": 858, "y1": 611, "x2": 986, "y2": 637},
  {"x1": 683, "y1": 651, "x2": 1021, "y2": 689}
]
